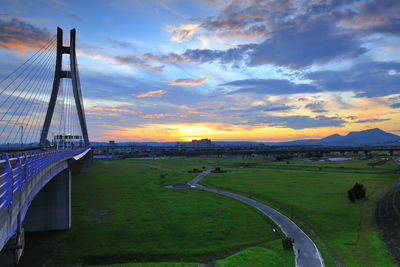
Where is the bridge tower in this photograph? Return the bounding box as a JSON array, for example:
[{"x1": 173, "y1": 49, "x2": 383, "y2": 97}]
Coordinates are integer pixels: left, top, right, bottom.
[
  {"x1": 0, "y1": 27, "x2": 92, "y2": 266},
  {"x1": 39, "y1": 27, "x2": 89, "y2": 148}
]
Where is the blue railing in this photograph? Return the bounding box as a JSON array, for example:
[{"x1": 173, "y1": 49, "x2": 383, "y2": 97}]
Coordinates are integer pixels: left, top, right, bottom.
[{"x1": 0, "y1": 147, "x2": 89, "y2": 209}]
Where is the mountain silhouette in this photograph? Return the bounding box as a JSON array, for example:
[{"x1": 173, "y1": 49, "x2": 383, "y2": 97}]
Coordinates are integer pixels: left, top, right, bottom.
[{"x1": 274, "y1": 128, "x2": 400, "y2": 146}]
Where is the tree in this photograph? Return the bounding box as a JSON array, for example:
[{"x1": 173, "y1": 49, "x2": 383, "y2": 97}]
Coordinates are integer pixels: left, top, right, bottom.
[
  {"x1": 347, "y1": 189, "x2": 355, "y2": 203},
  {"x1": 353, "y1": 182, "x2": 366, "y2": 199},
  {"x1": 347, "y1": 182, "x2": 366, "y2": 202}
]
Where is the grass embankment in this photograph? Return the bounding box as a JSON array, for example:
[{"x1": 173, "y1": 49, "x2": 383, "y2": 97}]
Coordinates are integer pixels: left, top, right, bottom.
[
  {"x1": 201, "y1": 158, "x2": 399, "y2": 266},
  {"x1": 19, "y1": 159, "x2": 292, "y2": 266}
]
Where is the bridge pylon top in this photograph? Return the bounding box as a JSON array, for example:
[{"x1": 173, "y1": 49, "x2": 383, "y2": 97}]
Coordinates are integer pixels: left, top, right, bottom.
[{"x1": 39, "y1": 27, "x2": 89, "y2": 147}]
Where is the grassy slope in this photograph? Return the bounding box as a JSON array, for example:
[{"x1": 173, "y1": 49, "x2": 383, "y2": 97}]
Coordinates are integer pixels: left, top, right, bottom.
[
  {"x1": 92, "y1": 240, "x2": 294, "y2": 267},
  {"x1": 200, "y1": 158, "x2": 398, "y2": 266},
  {"x1": 19, "y1": 159, "x2": 292, "y2": 266}
]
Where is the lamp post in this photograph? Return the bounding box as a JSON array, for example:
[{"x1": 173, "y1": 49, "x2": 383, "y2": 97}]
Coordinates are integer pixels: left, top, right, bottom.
[{"x1": 20, "y1": 125, "x2": 23, "y2": 151}]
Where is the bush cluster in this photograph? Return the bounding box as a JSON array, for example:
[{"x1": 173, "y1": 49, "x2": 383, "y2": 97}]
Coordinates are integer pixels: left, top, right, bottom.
[
  {"x1": 212, "y1": 167, "x2": 227, "y2": 173},
  {"x1": 347, "y1": 182, "x2": 366, "y2": 202}
]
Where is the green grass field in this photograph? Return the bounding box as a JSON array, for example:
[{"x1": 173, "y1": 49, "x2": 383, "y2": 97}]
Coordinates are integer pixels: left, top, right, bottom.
[
  {"x1": 17, "y1": 156, "x2": 398, "y2": 266},
  {"x1": 18, "y1": 159, "x2": 293, "y2": 266},
  {"x1": 200, "y1": 157, "x2": 399, "y2": 266}
]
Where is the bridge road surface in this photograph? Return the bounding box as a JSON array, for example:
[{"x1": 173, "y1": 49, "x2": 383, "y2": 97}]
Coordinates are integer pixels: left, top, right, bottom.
[{"x1": 187, "y1": 169, "x2": 324, "y2": 267}]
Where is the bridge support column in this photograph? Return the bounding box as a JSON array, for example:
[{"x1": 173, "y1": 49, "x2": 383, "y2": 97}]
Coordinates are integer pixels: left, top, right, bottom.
[
  {"x1": 22, "y1": 168, "x2": 71, "y2": 231},
  {"x1": 0, "y1": 229, "x2": 24, "y2": 267}
]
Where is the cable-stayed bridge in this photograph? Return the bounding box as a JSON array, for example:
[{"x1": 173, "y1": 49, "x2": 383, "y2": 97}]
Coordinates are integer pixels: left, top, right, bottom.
[{"x1": 0, "y1": 27, "x2": 92, "y2": 266}]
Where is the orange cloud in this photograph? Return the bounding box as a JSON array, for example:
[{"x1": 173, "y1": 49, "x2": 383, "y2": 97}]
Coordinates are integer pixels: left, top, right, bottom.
[
  {"x1": 90, "y1": 106, "x2": 139, "y2": 114},
  {"x1": 135, "y1": 90, "x2": 167, "y2": 98},
  {"x1": 86, "y1": 111, "x2": 120, "y2": 116},
  {"x1": 0, "y1": 19, "x2": 54, "y2": 57},
  {"x1": 169, "y1": 76, "x2": 209, "y2": 87},
  {"x1": 140, "y1": 113, "x2": 176, "y2": 119}
]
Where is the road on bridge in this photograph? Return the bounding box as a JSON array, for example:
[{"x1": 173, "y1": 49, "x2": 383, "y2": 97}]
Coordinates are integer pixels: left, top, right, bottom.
[{"x1": 186, "y1": 169, "x2": 324, "y2": 267}]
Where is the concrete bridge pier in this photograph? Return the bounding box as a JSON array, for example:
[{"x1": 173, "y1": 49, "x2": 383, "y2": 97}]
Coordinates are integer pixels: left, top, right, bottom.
[
  {"x1": 0, "y1": 226, "x2": 24, "y2": 267},
  {"x1": 0, "y1": 167, "x2": 71, "y2": 266},
  {"x1": 23, "y1": 168, "x2": 71, "y2": 232}
]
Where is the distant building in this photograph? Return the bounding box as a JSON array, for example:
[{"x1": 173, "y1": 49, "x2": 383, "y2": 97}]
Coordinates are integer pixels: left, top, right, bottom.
[{"x1": 177, "y1": 138, "x2": 213, "y2": 148}]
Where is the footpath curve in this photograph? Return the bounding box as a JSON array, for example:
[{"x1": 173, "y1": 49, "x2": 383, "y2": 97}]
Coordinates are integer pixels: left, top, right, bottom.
[{"x1": 185, "y1": 169, "x2": 324, "y2": 267}]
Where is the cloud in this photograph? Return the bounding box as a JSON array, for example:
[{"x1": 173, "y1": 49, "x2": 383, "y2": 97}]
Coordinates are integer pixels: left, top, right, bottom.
[
  {"x1": 168, "y1": 24, "x2": 202, "y2": 43},
  {"x1": 264, "y1": 105, "x2": 295, "y2": 112},
  {"x1": 169, "y1": 76, "x2": 209, "y2": 87},
  {"x1": 185, "y1": 16, "x2": 366, "y2": 69},
  {"x1": 305, "y1": 101, "x2": 327, "y2": 113},
  {"x1": 306, "y1": 61, "x2": 400, "y2": 97},
  {"x1": 140, "y1": 113, "x2": 176, "y2": 119},
  {"x1": 338, "y1": 0, "x2": 400, "y2": 35},
  {"x1": 114, "y1": 55, "x2": 165, "y2": 72},
  {"x1": 90, "y1": 106, "x2": 140, "y2": 115},
  {"x1": 135, "y1": 90, "x2": 167, "y2": 98},
  {"x1": 219, "y1": 24, "x2": 267, "y2": 39},
  {"x1": 354, "y1": 118, "x2": 391, "y2": 123},
  {"x1": 107, "y1": 37, "x2": 135, "y2": 49},
  {"x1": 0, "y1": 17, "x2": 53, "y2": 56},
  {"x1": 390, "y1": 103, "x2": 400, "y2": 108},
  {"x1": 220, "y1": 79, "x2": 320, "y2": 95},
  {"x1": 142, "y1": 52, "x2": 185, "y2": 65},
  {"x1": 244, "y1": 18, "x2": 366, "y2": 69},
  {"x1": 241, "y1": 104, "x2": 295, "y2": 114},
  {"x1": 199, "y1": 2, "x2": 269, "y2": 33},
  {"x1": 246, "y1": 115, "x2": 345, "y2": 129},
  {"x1": 172, "y1": 1, "x2": 383, "y2": 69},
  {"x1": 69, "y1": 13, "x2": 82, "y2": 21},
  {"x1": 182, "y1": 47, "x2": 243, "y2": 65}
]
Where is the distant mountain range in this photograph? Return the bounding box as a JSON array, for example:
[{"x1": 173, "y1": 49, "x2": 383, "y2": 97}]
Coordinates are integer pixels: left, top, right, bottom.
[
  {"x1": 91, "y1": 128, "x2": 400, "y2": 147},
  {"x1": 270, "y1": 128, "x2": 400, "y2": 147}
]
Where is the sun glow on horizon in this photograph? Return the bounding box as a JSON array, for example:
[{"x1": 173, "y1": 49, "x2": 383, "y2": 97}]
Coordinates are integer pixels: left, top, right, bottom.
[{"x1": 94, "y1": 122, "x2": 386, "y2": 143}]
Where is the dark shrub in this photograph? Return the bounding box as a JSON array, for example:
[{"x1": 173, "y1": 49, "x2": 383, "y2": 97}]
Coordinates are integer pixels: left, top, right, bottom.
[
  {"x1": 347, "y1": 189, "x2": 355, "y2": 202},
  {"x1": 347, "y1": 182, "x2": 366, "y2": 202},
  {"x1": 353, "y1": 182, "x2": 366, "y2": 199}
]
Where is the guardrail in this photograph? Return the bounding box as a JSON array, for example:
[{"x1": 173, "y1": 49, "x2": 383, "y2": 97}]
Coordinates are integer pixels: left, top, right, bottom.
[{"x1": 0, "y1": 147, "x2": 89, "y2": 210}]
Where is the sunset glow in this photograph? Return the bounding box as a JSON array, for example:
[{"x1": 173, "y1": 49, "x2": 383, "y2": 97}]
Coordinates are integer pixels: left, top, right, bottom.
[{"x1": 0, "y1": 0, "x2": 399, "y2": 142}]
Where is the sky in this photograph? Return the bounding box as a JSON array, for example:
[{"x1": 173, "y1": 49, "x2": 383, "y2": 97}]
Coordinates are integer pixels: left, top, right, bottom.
[{"x1": 0, "y1": 0, "x2": 399, "y2": 142}]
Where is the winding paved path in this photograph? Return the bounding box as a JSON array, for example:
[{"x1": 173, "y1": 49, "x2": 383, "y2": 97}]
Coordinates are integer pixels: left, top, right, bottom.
[{"x1": 186, "y1": 169, "x2": 324, "y2": 267}]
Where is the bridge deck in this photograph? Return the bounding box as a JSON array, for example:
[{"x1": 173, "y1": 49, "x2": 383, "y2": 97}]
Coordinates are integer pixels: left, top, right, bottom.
[{"x1": 0, "y1": 147, "x2": 90, "y2": 250}]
